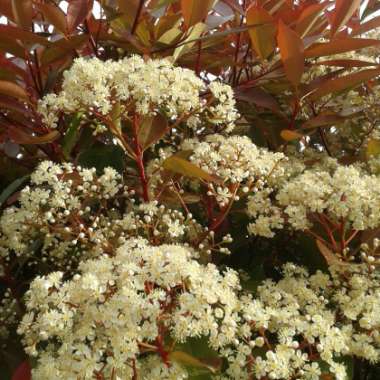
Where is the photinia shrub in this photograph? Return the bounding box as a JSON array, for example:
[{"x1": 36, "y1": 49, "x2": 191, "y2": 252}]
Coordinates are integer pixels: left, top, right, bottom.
[{"x1": 1, "y1": 1, "x2": 380, "y2": 379}]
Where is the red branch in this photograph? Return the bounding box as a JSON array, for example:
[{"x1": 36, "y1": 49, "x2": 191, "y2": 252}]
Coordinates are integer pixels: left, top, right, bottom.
[{"x1": 132, "y1": 114, "x2": 149, "y2": 202}]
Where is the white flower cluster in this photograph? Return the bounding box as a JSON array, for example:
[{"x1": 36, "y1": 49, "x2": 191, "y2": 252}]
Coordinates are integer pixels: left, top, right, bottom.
[
  {"x1": 247, "y1": 162, "x2": 380, "y2": 237},
  {"x1": 181, "y1": 135, "x2": 286, "y2": 207},
  {"x1": 0, "y1": 161, "x2": 128, "y2": 269},
  {"x1": 38, "y1": 56, "x2": 238, "y2": 133},
  {"x1": 219, "y1": 263, "x2": 380, "y2": 380},
  {"x1": 19, "y1": 237, "x2": 380, "y2": 380},
  {"x1": 18, "y1": 238, "x2": 242, "y2": 380},
  {"x1": 277, "y1": 164, "x2": 380, "y2": 231},
  {"x1": 0, "y1": 162, "x2": 232, "y2": 271}
]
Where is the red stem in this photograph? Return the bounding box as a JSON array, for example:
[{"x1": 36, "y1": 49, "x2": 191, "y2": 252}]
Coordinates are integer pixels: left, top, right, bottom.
[{"x1": 132, "y1": 114, "x2": 149, "y2": 202}]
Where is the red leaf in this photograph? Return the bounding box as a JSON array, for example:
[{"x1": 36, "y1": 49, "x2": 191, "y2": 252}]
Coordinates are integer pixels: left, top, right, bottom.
[
  {"x1": 277, "y1": 20, "x2": 304, "y2": 87},
  {"x1": 0, "y1": 24, "x2": 49, "y2": 46},
  {"x1": 352, "y1": 15, "x2": 380, "y2": 36},
  {"x1": 0, "y1": 1, "x2": 15, "y2": 20},
  {"x1": 307, "y1": 67, "x2": 380, "y2": 101},
  {"x1": 67, "y1": 0, "x2": 94, "y2": 33},
  {"x1": 9, "y1": 128, "x2": 60, "y2": 145},
  {"x1": 12, "y1": 361, "x2": 31, "y2": 380},
  {"x1": 296, "y1": 2, "x2": 328, "y2": 38},
  {"x1": 0, "y1": 80, "x2": 29, "y2": 101},
  {"x1": 314, "y1": 59, "x2": 378, "y2": 68},
  {"x1": 12, "y1": 0, "x2": 33, "y2": 30},
  {"x1": 330, "y1": 0, "x2": 361, "y2": 37},
  {"x1": 41, "y1": 35, "x2": 89, "y2": 66},
  {"x1": 35, "y1": 3, "x2": 67, "y2": 35},
  {"x1": 305, "y1": 38, "x2": 380, "y2": 58}
]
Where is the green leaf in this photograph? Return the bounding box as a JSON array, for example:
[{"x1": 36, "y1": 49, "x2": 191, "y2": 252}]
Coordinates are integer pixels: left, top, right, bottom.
[
  {"x1": 78, "y1": 144, "x2": 126, "y2": 174},
  {"x1": 174, "y1": 337, "x2": 222, "y2": 378},
  {"x1": 170, "y1": 351, "x2": 217, "y2": 374},
  {"x1": 0, "y1": 175, "x2": 29, "y2": 207},
  {"x1": 366, "y1": 139, "x2": 380, "y2": 158},
  {"x1": 62, "y1": 113, "x2": 83, "y2": 159}
]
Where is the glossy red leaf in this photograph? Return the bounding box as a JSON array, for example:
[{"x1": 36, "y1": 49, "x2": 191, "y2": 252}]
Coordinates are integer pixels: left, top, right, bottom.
[
  {"x1": 12, "y1": 0, "x2": 33, "y2": 30},
  {"x1": 308, "y1": 67, "x2": 380, "y2": 101},
  {"x1": 67, "y1": 0, "x2": 94, "y2": 33},
  {"x1": 305, "y1": 38, "x2": 380, "y2": 58},
  {"x1": 0, "y1": 80, "x2": 29, "y2": 101},
  {"x1": 330, "y1": 0, "x2": 361, "y2": 36},
  {"x1": 277, "y1": 20, "x2": 304, "y2": 87},
  {"x1": 35, "y1": 3, "x2": 67, "y2": 35},
  {"x1": 9, "y1": 128, "x2": 60, "y2": 145}
]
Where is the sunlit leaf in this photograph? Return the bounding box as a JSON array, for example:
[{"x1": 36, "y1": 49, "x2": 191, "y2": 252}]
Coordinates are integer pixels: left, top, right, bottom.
[
  {"x1": 173, "y1": 22, "x2": 205, "y2": 60},
  {"x1": 170, "y1": 351, "x2": 218, "y2": 374},
  {"x1": 307, "y1": 67, "x2": 380, "y2": 101},
  {"x1": 246, "y1": 5, "x2": 276, "y2": 60},
  {"x1": 181, "y1": 0, "x2": 214, "y2": 28},
  {"x1": 305, "y1": 38, "x2": 380, "y2": 58},
  {"x1": 330, "y1": 0, "x2": 361, "y2": 37},
  {"x1": 316, "y1": 239, "x2": 349, "y2": 267},
  {"x1": 162, "y1": 155, "x2": 218, "y2": 182},
  {"x1": 158, "y1": 27, "x2": 182, "y2": 45},
  {"x1": 280, "y1": 129, "x2": 304, "y2": 141},
  {"x1": 366, "y1": 139, "x2": 380, "y2": 158},
  {"x1": 277, "y1": 20, "x2": 304, "y2": 87}
]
